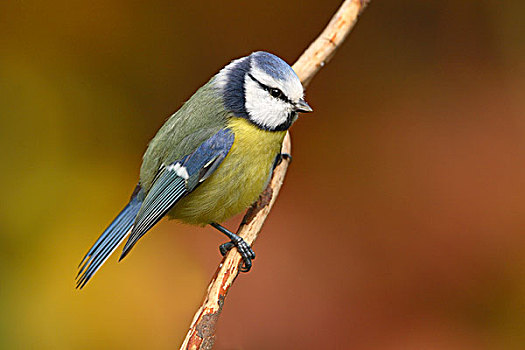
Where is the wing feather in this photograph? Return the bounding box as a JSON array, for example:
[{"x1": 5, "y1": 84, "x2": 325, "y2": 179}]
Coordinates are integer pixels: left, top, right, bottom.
[
  {"x1": 119, "y1": 128, "x2": 235, "y2": 259},
  {"x1": 120, "y1": 174, "x2": 186, "y2": 259},
  {"x1": 76, "y1": 188, "x2": 143, "y2": 288}
]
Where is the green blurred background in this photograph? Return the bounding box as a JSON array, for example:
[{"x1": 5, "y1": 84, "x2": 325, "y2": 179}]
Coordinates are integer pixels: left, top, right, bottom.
[{"x1": 1, "y1": 0, "x2": 524, "y2": 349}]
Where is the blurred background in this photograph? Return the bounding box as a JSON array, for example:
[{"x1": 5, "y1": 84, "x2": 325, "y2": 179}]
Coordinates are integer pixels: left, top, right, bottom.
[{"x1": 1, "y1": 0, "x2": 524, "y2": 349}]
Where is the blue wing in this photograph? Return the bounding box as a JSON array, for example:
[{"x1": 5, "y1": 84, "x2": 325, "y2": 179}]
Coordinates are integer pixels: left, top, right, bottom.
[
  {"x1": 119, "y1": 128, "x2": 235, "y2": 259},
  {"x1": 76, "y1": 185, "x2": 144, "y2": 289}
]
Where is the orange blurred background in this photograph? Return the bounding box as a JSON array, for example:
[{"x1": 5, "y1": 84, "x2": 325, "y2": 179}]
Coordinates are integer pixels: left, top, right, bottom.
[{"x1": 1, "y1": 0, "x2": 524, "y2": 349}]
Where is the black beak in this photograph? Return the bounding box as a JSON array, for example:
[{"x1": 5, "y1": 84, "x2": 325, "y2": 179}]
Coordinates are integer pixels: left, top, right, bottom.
[{"x1": 294, "y1": 98, "x2": 313, "y2": 113}]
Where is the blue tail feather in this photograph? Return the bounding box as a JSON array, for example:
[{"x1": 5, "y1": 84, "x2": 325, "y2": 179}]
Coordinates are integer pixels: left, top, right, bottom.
[{"x1": 76, "y1": 186, "x2": 143, "y2": 289}]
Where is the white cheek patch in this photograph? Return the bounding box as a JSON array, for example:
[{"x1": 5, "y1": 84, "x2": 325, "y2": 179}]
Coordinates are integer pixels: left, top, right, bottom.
[{"x1": 244, "y1": 76, "x2": 292, "y2": 129}]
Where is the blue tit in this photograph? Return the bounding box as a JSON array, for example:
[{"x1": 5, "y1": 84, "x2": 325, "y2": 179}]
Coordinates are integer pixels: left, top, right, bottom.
[{"x1": 76, "y1": 51, "x2": 312, "y2": 288}]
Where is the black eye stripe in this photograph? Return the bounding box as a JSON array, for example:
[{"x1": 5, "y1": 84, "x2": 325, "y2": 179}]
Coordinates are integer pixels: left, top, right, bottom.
[{"x1": 247, "y1": 73, "x2": 292, "y2": 104}]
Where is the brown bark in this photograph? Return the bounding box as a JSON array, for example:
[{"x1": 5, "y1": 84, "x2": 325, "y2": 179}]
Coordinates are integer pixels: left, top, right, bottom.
[{"x1": 180, "y1": 1, "x2": 370, "y2": 349}]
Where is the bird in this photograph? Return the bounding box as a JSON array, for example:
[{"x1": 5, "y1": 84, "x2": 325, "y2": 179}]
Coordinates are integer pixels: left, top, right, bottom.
[{"x1": 76, "y1": 51, "x2": 312, "y2": 289}]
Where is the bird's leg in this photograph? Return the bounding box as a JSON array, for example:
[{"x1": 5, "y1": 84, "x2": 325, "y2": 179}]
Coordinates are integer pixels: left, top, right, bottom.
[
  {"x1": 273, "y1": 153, "x2": 292, "y2": 170},
  {"x1": 210, "y1": 222, "x2": 256, "y2": 272}
]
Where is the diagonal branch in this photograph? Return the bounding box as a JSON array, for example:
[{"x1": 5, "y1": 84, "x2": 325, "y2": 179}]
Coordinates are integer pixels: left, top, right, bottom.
[{"x1": 180, "y1": 1, "x2": 370, "y2": 349}]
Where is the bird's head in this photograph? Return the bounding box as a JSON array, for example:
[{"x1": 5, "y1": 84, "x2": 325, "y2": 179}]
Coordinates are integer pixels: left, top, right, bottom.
[{"x1": 214, "y1": 51, "x2": 312, "y2": 131}]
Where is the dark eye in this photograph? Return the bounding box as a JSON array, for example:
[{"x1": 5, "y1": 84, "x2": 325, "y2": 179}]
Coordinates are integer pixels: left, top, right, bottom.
[{"x1": 270, "y1": 88, "x2": 283, "y2": 99}]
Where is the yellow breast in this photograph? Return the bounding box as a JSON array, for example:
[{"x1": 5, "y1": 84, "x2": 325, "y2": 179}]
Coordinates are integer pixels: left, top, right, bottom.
[{"x1": 169, "y1": 118, "x2": 286, "y2": 225}]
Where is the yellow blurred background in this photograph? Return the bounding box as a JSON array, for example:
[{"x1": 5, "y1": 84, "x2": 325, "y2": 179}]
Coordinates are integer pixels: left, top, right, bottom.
[{"x1": 1, "y1": 0, "x2": 524, "y2": 349}]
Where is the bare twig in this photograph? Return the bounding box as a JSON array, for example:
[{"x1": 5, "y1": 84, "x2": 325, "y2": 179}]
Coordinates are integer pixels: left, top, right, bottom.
[{"x1": 180, "y1": 1, "x2": 370, "y2": 349}]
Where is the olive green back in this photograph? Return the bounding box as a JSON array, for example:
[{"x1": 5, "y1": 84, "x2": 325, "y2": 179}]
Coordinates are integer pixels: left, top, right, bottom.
[{"x1": 139, "y1": 78, "x2": 229, "y2": 191}]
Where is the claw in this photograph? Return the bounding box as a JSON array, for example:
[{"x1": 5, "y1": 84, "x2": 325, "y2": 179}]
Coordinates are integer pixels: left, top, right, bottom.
[
  {"x1": 240, "y1": 259, "x2": 252, "y2": 272},
  {"x1": 273, "y1": 153, "x2": 292, "y2": 170},
  {"x1": 219, "y1": 241, "x2": 235, "y2": 256},
  {"x1": 280, "y1": 153, "x2": 292, "y2": 162},
  {"x1": 211, "y1": 222, "x2": 256, "y2": 273},
  {"x1": 219, "y1": 237, "x2": 255, "y2": 271}
]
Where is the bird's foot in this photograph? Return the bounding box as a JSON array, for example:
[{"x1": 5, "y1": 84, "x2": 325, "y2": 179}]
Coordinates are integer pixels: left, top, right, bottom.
[
  {"x1": 280, "y1": 152, "x2": 292, "y2": 162},
  {"x1": 211, "y1": 222, "x2": 256, "y2": 272},
  {"x1": 219, "y1": 237, "x2": 256, "y2": 272},
  {"x1": 273, "y1": 153, "x2": 292, "y2": 170}
]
